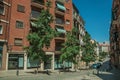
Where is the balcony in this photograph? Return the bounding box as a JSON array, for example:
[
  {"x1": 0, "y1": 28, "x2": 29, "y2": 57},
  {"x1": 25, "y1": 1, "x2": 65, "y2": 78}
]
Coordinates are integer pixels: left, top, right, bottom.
[
  {"x1": 55, "y1": 33, "x2": 65, "y2": 40},
  {"x1": 0, "y1": 2, "x2": 4, "y2": 15},
  {"x1": 55, "y1": 46, "x2": 62, "y2": 51},
  {"x1": 0, "y1": 0, "x2": 3, "y2": 3},
  {"x1": 113, "y1": 5, "x2": 119, "y2": 12},
  {"x1": 56, "y1": 0, "x2": 65, "y2": 3},
  {"x1": 55, "y1": 40, "x2": 64, "y2": 51},
  {"x1": 55, "y1": 8, "x2": 65, "y2": 16},
  {"x1": 31, "y1": 0, "x2": 44, "y2": 9},
  {"x1": 55, "y1": 18, "x2": 64, "y2": 26},
  {"x1": 31, "y1": 10, "x2": 40, "y2": 20},
  {"x1": 55, "y1": 27, "x2": 66, "y2": 39},
  {"x1": 56, "y1": 27, "x2": 66, "y2": 33},
  {"x1": 55, "y1": 3, "x2": 66, "y2": 16}
]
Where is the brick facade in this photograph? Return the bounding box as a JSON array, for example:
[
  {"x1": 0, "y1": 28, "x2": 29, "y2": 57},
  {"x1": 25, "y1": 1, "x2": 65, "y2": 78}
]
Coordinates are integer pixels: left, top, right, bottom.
[
  {"x1": 0, "y1": 0, "x2": 85, "y2": 71},
  {"x1": 110, "y1": 0, "x2": 120, "y2": 69}
]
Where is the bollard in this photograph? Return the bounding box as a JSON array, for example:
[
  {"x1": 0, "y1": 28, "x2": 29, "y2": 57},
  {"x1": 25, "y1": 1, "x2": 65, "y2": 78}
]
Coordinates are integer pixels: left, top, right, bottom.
[
  {"x1": 46, "y1": 70, "x2": 50, "y2": 75},
  {"x1": 16, "y1": 70, "x2": 19, "y2": 76},
  {"x1": 34, "y1": 70, "x2": 37, "y2": 74},
  {"x1": 97, "y1": 69, "x2": 99, "y2": 75}
]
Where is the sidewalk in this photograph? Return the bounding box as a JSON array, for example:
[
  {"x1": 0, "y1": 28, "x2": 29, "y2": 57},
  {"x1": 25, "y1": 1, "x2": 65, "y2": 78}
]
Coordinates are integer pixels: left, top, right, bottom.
[
  {"x1": 0, "y1": 70, "x2": 102, "y2": 80},
  {"x1": 0, "y1": 70, "x2": 36, "y2": 77},
  {"x1": 1, "y1": 69, "x2": 119, "y2": 80}
]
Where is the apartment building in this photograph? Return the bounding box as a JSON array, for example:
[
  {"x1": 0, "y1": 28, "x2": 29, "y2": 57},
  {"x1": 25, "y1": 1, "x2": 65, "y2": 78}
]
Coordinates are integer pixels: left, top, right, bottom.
[
  {"x1": 0, "y1": 0, "x2": 75, "y2": 70},
  {"x1": 72, "y1": 4, "x2": 86, "y2": 69},
  {"x1": 110, "y1": 0, "x2": 120, "y2": 69},
  {"x1": 0, "y1": 0, "x2": 86, "y2": 71},
  {"x1": 0, "y1": 0, "x2": 11, "y2": 70},
  {"x1": 99, "y1": 42, "x2": 110, "y2": 53}
]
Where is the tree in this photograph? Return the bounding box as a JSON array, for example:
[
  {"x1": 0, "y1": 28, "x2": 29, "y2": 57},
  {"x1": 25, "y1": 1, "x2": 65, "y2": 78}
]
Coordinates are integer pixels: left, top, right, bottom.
[
  {"x1": 25, "y1": 1, "x2": 56, "y2": 72},
  {"x1": 99, "y1": 51, "x2": 108, "y2": 61},
  {"x1": 60, "y1": 27, "x2": 80, "y2": 70},
  {"x1": 81, "y1": 32, "x2": 97, "y2": 67}
]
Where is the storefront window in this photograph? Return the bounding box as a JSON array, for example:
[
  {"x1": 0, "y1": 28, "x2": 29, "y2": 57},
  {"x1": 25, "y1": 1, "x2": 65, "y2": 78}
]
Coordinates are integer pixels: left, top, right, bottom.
[
  {"x1": 0, "y1": 43, "x2": 3, "y2": 68},
  {"x1": 54, "y1": 55, "x2": 62, "y2": 69},
  {"x1": 27, "y1": 58, "x2": 39, "y2": 68},
  {"x1": 54, "y1": 55, "x2": 72, "y2": 69},
  {"x1": 8, "y1": 54, "x2": 24, "y2": 70},
  {"x1": 0, "y1": 50, "x2": 2, "y2": 68}
]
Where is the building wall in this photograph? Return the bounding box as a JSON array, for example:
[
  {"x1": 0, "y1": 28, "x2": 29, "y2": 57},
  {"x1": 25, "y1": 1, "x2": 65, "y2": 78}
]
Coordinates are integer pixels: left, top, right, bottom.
[
  {"x1": 0, "y1": 0, "x2": 11, "y2": 70},
  {"x1": 99, "y1": 42, "x2": 110, "y2": 53},
  {"x1": 8, "y1": 0, "x2": 30, "y2": 51},
  {"x1": 0, "y1": 0, "x2": 85, "y2": 71},
  {"x1": 110, "y1": 0, "x2": 120, "y2": 69},
  {"x1": 5, "y1": 0, "x2": 30, "y2": 70}
]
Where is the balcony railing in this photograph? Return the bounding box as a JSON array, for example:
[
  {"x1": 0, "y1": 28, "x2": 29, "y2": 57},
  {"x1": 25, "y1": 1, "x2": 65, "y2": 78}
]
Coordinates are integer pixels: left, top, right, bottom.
[
  {"x1": 55, "y1": 46, "x2": 63, "y2": 51},
  {"x1": 31, "y1": 0, "x2": 44, "y2": 9},
  {"x1": 32, "y1": 0, "x2": 44, "y2": 5},
  {"x1": 0, "y1": 0, "x2": 3, "y2": 3},
  {"x1": 55, "y1": 18, "x2": 64, "y2": 25},
  {"x1": 56, "y1": 0, "x2": 65, "y2": 3},
  {"x1": 31, "y1": 10, "x2": 40, "y2": 19},
  {"x1": 55, "y1": 8, "x2": 65, "y2": 15}
]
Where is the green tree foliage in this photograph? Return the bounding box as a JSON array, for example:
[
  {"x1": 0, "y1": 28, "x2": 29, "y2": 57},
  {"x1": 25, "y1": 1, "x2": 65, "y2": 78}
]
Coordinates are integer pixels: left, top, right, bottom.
[
  {"x1": 60, "y1": 27, "x2": 80, "y2": 65},
  {"x1": 99, "y1": 51, "x2": 108, "y2": 61},
  {"x1": 25, "y1": 1, "x2": 56, "y2": 62},
  {"x1": 81, "y1": 32, "x2": 97, "y2": 65}
]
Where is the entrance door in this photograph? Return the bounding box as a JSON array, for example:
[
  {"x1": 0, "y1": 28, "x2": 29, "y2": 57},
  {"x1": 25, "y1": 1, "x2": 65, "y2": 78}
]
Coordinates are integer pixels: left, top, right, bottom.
[{"x1": 44, "y1": 55, "x2": 52, "y2": 69}]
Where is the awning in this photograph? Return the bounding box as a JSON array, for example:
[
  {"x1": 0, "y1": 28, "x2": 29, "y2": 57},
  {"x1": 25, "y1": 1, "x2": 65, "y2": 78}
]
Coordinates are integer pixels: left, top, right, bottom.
[
  {"x1": 30, "y1": 22, "x2": 37, "y2": 27},
  {"x1": 56, "y1": 3, "x2": 66, "y2": 11},
  {"x1": 56, "y1": 28, "x2": 66, "y2": 33}
]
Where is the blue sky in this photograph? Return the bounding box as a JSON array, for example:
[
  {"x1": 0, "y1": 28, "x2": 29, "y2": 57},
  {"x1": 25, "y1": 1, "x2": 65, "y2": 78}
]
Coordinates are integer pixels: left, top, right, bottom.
[{"x1": 73, "y1": 0, "x2": 112, "y2": 42}]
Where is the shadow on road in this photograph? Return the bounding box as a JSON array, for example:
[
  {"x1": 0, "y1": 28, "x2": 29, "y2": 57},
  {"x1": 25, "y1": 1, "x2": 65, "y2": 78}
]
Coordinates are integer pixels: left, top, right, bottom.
[
  {"x1": 94, "y1": 59, "x2": 120, "y2": 80},
  {"x1": 25, "y1": 70, "x2": 52, "y2": 75}
]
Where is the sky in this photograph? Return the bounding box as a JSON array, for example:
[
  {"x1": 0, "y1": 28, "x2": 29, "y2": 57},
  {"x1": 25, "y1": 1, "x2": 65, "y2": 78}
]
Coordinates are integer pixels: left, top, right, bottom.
[{"x1": 73, "y1": 0, "x2": 113, "y2": 42}]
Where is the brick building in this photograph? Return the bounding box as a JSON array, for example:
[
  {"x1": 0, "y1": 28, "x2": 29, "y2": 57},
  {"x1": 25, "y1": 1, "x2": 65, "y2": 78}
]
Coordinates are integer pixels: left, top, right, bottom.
[
  {"x1": 0, "y1": 0, "x2": 11, "y2": 70},
  {"x1": 0, "y1": 0, "x2": 85, "y2": 71},
  {"x1": 110, "y1": 0, "x2": 120, "y2": 69}
]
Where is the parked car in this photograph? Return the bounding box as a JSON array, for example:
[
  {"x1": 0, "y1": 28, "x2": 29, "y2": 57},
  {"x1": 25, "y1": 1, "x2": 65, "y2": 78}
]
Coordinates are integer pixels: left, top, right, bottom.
[{"x1": 90, "y1": 63, "x2": 102, "y2": 69}]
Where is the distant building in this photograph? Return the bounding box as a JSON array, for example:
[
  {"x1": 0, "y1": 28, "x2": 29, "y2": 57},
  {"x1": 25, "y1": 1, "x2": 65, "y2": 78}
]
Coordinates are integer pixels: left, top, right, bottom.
[{"x1": 99, "y1": 41, "x2": 110, "y2": 53}]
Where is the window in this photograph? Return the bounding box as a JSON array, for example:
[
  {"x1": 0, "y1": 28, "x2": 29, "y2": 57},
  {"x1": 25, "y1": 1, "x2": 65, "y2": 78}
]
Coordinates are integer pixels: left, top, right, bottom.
[
  {"x1": 17, "y1": 4, "x2": 25, "y2": 13},
  {"x1": 0, "y1": 2, "x2": 4, "y2": 15},
  {"x1": 16, "y1": 21, "x2": 24, "y2": 28},
  {"x1": 0, "y1": 25, "x2": 3, "y2": 34},
  {"x1": 14, "y1": 38, "x2": 23, "y2": 46}
]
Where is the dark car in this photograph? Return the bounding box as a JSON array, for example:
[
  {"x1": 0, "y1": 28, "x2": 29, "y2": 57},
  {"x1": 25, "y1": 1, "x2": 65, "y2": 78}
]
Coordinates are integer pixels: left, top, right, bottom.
[{"x1": 90, "y1": 63, "x2": 102, "y2": 69}]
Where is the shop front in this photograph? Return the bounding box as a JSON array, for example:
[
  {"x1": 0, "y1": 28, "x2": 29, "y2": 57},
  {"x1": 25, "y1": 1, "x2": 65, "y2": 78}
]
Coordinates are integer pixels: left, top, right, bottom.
[{"x1": 8, "y1": 54, "x2": 24, "y2": 70}]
